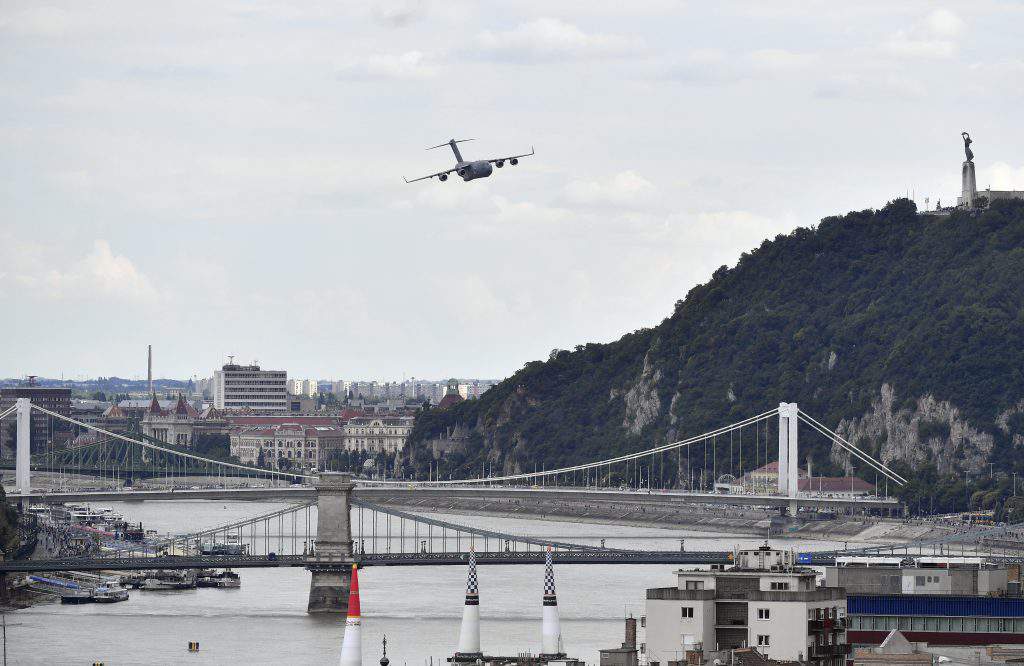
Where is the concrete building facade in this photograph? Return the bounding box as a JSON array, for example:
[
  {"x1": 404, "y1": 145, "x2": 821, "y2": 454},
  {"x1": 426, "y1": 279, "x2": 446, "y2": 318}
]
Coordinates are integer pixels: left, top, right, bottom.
[
  {"x1": 0, "y1": 385, "x2": 72, "y2": 454},
  {"x1": 342, "y1": 416, "x2": 414, "y2": 454},
  {"x1": 213, "y1": 363, "x2": 287, "y2": 412},
  {"x1": 644, "y1": 546, "x2": 849, "y2": 666}
]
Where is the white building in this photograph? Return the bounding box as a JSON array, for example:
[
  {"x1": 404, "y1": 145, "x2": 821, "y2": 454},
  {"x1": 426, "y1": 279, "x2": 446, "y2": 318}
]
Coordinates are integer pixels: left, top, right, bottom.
[
  {"x1": 644, "y1": 546, "x2": 848, "y2": 666},
  {"x1": 342, "y1": 416, "x2": 414, "y2": 454},
  {"x1": 287, "y1": 378, "x2": 318, "y2": 397},
  {"x1": 213, "y1": 363, "x2": 288, "y2": 412}
]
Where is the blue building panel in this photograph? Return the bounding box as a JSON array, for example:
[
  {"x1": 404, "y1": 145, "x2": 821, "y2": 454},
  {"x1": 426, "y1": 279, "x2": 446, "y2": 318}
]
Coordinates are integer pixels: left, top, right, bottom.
[{"x1": 849, "y1": 595, "x2": 1024, "y2": 618}]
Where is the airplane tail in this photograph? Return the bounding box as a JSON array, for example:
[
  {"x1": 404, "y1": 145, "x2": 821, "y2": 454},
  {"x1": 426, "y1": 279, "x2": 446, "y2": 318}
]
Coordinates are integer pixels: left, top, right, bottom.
[{"x1": 428, "y1": 138, "x2": 474, "y2": 163}]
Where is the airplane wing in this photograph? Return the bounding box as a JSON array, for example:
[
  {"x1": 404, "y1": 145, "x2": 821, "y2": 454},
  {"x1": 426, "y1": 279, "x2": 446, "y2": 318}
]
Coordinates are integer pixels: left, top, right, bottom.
[
  {"x1": 488, "y1": 147, "x2": 535, "y2": 165},
  {"x1": 403, "y1": 167, "x2": 459, "y2": 183}
]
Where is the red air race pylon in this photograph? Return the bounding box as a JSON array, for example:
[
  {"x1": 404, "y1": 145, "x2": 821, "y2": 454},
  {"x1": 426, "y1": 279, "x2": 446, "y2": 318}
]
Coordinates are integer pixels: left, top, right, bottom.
[{"x1": 339, "y1": 564, "x2": 362, "y2": 666}]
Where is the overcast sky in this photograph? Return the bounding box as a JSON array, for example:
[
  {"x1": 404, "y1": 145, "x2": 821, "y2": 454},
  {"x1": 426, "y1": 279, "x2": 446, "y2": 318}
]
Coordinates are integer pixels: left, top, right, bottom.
[{"x1": 2, "y1": 1, "x2": 1022, "y2": 382}]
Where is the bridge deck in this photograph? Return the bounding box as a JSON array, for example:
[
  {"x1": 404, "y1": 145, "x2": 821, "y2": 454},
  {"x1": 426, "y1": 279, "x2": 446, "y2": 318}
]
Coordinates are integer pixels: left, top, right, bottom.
[
  {"x1": 0, "y1": 550, "x2": 855, "y2": 573},
  {"x1": 5, "y1": 484, "x2": 902, "y2": 510}
]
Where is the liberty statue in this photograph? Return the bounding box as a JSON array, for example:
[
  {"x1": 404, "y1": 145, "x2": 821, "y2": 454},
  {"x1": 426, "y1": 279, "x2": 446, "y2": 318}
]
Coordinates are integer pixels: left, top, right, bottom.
[{"x1": 962, "y1": 131, "x2": 974, "y2": 162}]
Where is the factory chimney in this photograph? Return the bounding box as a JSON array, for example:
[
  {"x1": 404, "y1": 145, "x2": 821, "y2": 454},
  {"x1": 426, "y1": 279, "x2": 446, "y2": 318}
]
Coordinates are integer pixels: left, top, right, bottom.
[
  {"x1": 147, "y1": 344, "x2": 153, "y2": 395},
  {"x1": 541, "y1": 546, "x2": 565, "y2": 657},
  {"x1": 455, "y1": 548, "x2": 482, "y2": 658},
  {"x1": 339, "y1": 564, "x2": 362, "y2": 666}
]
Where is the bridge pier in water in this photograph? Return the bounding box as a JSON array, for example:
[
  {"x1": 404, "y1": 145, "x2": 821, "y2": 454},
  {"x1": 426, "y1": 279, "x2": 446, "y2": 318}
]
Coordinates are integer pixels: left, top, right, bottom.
[{"x1": 306, "y1": 472, "x2": 355, "y2": 613}]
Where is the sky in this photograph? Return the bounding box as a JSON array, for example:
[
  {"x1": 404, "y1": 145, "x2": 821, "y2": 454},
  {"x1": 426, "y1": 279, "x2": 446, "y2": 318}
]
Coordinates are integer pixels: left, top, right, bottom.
[{"x1": 2, "y1": 1, "x2": 1023, "y2": 382}]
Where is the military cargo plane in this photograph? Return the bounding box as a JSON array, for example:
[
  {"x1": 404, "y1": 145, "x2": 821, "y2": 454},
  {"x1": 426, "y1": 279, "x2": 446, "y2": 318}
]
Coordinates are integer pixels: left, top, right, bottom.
[{"x1": 403, "y1": 139, "x2": 534, "y2": 183}]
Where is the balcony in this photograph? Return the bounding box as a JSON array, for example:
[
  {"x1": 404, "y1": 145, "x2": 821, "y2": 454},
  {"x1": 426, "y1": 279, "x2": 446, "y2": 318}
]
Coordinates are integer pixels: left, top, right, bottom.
[
  {"x1": 808, "y1": 618, "x2": 848, "y2": 632},
  {"x1": 810, "y1": 643, "x2": 852, "y2": 658}
]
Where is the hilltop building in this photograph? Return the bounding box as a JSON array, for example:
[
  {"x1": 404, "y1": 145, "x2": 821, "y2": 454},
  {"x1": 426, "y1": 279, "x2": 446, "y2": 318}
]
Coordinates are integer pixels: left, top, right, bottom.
[{"x1": 437, "y1": 379, "x2": 466, "y2": 410}]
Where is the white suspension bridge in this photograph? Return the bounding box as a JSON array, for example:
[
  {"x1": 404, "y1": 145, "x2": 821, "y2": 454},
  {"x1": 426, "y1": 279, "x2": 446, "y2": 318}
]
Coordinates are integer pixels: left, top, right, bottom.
[{"x1": 5, "y1": 399, "x2": 997, "y2": 613}]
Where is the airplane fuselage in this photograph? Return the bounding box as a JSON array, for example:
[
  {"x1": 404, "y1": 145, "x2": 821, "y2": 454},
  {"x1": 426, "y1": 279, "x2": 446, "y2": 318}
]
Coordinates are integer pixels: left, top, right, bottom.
[{"x1": 456, "y1": 160, "x2": 493, "y2": 181}]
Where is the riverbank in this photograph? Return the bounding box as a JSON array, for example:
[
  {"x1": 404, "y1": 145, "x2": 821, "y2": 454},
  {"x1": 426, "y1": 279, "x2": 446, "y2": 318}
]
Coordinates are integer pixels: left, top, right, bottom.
[{"x1": 373, "y1": 493, "x2": 960, "y2": 546}]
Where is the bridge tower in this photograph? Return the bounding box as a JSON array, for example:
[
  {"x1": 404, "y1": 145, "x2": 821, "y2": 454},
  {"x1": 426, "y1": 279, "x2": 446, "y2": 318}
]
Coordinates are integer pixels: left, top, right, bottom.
[
  {"x1": 15, "y1": 398, "x2": 31, "y2": 498},
  {"x1": 777, "y1": 402, "x2": 799, "y2": 515},
  {"x1": 307, "y1": 472, "x2": 355, "y2": 613}
]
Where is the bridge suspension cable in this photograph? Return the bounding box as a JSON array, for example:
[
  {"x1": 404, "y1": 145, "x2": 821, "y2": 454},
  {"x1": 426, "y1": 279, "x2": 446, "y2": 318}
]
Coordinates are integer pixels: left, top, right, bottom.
[
  {"x1": 375, "y1": 407, "x2": 781, "y2": 487},
  {"x1": 28, "y1": 403, "x2": 316, "y2": 481},
  {"x1": 796, "y1": 409, "x2": 908, "y2": 486}
]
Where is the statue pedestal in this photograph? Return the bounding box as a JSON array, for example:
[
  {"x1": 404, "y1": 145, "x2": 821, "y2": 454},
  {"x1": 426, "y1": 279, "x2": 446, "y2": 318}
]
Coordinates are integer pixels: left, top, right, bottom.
[{"x1": 959, "y1": 160, "x2": 977, "y2": 207}]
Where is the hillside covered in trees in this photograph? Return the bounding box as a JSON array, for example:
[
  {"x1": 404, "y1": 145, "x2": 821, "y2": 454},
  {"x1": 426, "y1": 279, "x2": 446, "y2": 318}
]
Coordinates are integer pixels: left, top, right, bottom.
[{"x1": 402, "y1": 199, "x2": 1024, "y2": 517}]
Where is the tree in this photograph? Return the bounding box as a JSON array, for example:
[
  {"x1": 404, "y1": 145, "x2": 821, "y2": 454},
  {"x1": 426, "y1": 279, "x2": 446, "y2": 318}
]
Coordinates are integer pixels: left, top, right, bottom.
[{"x1": 257, "y1": 447, "x2": 266, "y2": 468}]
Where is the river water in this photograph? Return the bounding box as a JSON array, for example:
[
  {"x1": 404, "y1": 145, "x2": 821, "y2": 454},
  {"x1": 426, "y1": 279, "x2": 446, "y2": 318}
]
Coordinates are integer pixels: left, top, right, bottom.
[{"x1": 6, "y1": 500, "x2": 862, "y2": 665}]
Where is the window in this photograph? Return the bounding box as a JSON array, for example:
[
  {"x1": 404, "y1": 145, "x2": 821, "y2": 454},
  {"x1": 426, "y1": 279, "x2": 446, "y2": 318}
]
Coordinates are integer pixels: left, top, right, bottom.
[
  {"x1": 681, "y1": 607, "x2": 694, "y2": 618},
  {"x1": 685, "y1": 580, "x2": 704, "y2": 590},
  {"x1": 758, "y1": 608, "x2": 770, "y2": 620},
  {"x1": 757, "y1": 635, "x2": 770, "y2": 647},
  {"x1": 769, "y1": 582, "x2": 790, "y2": 591},
  {"x1": 915, "y1": 576, "x2": 926, "y2": 587}
]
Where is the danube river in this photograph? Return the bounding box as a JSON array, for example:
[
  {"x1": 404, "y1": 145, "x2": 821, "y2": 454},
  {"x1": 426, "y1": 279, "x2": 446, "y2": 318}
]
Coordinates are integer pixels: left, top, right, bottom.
[{"x1": 6, "y1": 500, "x2": 866, "y2": 665}]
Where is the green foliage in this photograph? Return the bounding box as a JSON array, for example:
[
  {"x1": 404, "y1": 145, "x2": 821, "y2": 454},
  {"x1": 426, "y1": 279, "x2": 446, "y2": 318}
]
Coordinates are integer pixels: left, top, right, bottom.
[
  {"x1": 404, "y1": 199, "x2": 1024, "y2": 515},
  {"x1": 192, "y1": 432, "x2": 233, "y2": 461},
  {"x1": 0, "y1": 486, "x2": 19, "y2": 554}
]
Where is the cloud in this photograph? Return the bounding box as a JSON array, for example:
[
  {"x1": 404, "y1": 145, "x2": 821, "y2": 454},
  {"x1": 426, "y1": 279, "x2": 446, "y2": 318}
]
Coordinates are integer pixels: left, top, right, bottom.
[
  {"x1": 663, "y1": 48, "x2": 814, "y2": 85},
  {"x1": 748, "y1": 49, "x2": 816, "y2": 72},
  {"x1": 1, "y1": 239, "x2": 157, "y2": 303},
  {"x1": 565, "y1": 171, "x2": 657, "y2": 207},
  {"x1": 373, "y1": 0, "x2": 425, "y2": 27},
  {"x1": 884, "y1": 8, "x2": 966, "y2": 58},
  {"x1": 475, "y1": 18, "x2": 638, "y2": 61},
  {"x1": 979, "y1": 162, "x2": 1024, "y2": 191},
  {"x1": 925, "y1": 8, "x2": 965, "y2": 38},
  {"x1": 337, "y1": 51, "x2": 439, "y2": 80},
  {"x1": 0, "y1": 6, "x2": 77, "y2": 37}
]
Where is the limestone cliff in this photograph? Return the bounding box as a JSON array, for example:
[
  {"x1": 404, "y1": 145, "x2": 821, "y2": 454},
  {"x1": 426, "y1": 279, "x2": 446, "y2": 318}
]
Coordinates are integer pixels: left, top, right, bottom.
[{"x1": 402, "y1": 199, "x2": 1024, "y2": 495}]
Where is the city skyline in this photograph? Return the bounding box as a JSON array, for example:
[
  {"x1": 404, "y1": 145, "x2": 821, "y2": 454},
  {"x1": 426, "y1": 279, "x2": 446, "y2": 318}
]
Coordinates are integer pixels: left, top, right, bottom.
[{"x1": 3, "y1": 2, "x2": 1024, "y2": 380}]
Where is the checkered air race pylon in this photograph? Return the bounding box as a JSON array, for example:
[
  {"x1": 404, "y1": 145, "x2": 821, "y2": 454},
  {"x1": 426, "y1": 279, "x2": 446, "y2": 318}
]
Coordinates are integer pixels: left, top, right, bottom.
[
  {"x1": 455, "y1": 547, "x2": 482, "y2": 657},
  {"x1": 541, "y1": 546, "x2": 564, "y2": 657}
]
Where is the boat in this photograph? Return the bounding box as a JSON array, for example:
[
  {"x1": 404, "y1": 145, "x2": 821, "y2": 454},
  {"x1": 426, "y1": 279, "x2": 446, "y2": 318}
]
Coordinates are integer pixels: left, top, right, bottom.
[
  {"x1": 60, "y1": 588, "x2": 95, "y2": 604},
  {"x1": 140, "y1": 570, "x2": 197, "y2": 590},
  {"x1": 197, "y1": 569, "x2": 241, "y2": 589},
  {"x1": 92, "y1": 584, "x2": 130, "y2": 602}
]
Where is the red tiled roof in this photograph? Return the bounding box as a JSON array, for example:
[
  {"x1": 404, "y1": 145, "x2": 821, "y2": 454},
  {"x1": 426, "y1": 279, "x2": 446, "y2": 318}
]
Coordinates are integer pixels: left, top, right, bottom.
[
  {"x1": 147, "y1": 395, "x2": 164, "y2": 416},
  {"x1": 103, "y1": 404, "x2": 126, "y2": 418},
  {"x1": 437, "y1": 393, "x2": 464, "y2": 409},
  {"x1": 746, "y1": 461, "x2": 808, "y2": 478}
]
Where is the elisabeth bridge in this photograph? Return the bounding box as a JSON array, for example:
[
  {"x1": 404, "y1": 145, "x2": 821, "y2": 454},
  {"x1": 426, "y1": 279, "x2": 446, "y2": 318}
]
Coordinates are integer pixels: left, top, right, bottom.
[{"x1": 0, "y1": 400, "x2": 1007, "y2": 612}]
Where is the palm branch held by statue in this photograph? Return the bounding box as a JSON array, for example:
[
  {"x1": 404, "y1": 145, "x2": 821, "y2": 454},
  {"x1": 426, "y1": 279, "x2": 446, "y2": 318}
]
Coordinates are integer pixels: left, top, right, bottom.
[{"x1": 962, "y1": 131, "x2": 974, "y2": 162}]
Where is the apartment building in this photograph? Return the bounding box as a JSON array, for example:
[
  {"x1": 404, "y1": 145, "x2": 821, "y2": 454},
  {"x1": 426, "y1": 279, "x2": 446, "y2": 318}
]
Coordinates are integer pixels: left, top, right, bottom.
[{"x1": 644, "y1": 546, "x2": 849, "y2": 665}]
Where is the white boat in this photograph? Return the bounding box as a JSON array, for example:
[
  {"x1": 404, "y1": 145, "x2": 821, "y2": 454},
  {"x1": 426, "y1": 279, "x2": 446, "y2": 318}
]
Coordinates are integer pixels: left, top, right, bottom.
[{"x1": 92, "y1": 584, "x2": 129, "y2": 602}]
